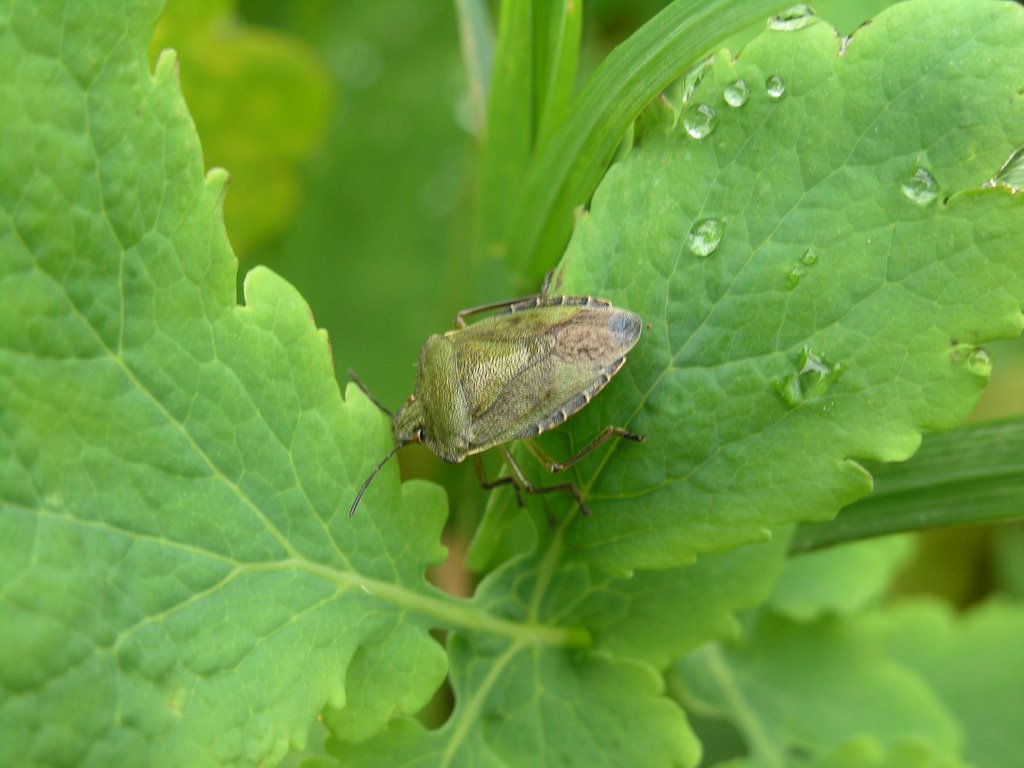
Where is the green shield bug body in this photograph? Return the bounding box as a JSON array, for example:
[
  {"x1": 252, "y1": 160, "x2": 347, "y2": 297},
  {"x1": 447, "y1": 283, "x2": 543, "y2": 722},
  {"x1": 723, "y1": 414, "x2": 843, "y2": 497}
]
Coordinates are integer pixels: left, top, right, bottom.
[{"x1": 349, "y1": 275, "x2": 644, "y2": 517}]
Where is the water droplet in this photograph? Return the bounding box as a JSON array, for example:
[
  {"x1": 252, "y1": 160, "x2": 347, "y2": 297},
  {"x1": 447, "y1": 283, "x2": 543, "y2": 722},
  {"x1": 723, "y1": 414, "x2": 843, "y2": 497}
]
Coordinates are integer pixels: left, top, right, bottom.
[
  {"x1": 987, "y1": 146, "x2": 1024, "y2": 192},
  {"x1": 775, "y1": 376, "x2": 803, "y2": 407},
  {"x1": 683, "y1": 103, "x2": 719, "y2": 140},
  {"x1": 774, "y1": 347, "x2": 843, "y2": 406},
  {"x1": 765, "y1": 75, "x2": 786, "y2": 100},
  {"x1": 688, "y1": 218, "x2": 725, "y2": 257},
  {"x1": 768, "y1": 4, "x2": 817, "y2": 31},
  {"x1": 968, "y1": 347, "x2": 991, "y2": 377},
  {"x1": 900, "y1": 167, "x2": 939, "y2": 205},
  {"x1": 682, "y1": 56, "x2": 715, "y2": 103},
  {"x1": 723, "y1": 79, "x2": 750, "y2": 108},
  {"x1": 787, "y1": 251, "x2": 818, "y2": 287}
]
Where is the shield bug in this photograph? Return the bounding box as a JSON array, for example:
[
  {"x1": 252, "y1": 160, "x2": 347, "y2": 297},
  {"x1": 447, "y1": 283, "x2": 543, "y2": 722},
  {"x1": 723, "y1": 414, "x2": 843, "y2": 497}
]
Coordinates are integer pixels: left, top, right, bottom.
[{"x1": 349, "y1": 273, "x2": 645, "y2": 517}]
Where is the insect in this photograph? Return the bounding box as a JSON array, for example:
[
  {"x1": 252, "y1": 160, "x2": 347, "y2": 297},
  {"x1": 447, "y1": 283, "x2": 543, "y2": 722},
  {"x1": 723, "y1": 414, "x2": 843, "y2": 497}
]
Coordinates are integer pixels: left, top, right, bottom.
[{"x1": 348, "y1": 273, "x2": 645, "y2": 517}]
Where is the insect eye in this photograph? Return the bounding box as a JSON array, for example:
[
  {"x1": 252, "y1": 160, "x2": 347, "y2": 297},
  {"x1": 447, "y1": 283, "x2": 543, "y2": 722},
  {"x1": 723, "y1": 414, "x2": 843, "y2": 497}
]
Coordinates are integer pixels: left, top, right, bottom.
[{"x1": 414, "y1": 427, "x2": 425, "y2": 442}]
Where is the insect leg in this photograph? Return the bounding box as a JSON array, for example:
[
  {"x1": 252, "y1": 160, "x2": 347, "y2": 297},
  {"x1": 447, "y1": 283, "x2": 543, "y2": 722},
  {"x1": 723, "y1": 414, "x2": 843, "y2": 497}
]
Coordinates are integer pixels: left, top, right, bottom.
[
  {"x1": 452, "y1": 270, "x2": 559, "y2": 328},
  {"x1": 539, "y1": 267, "x2": 566, "y2": 295},
  {"x1": 539, "y1": 269, "x2": 554, "y2": 296},
  {"x1": 472, "y1": 453, "x2": 524, "y2": 507},
  {"x1": 524, "y1": 426, "x2": 646, "y2": 473},
  {"x1": 454, "y1": 294, "x2": 544, "y2": 329},
  {"x1": 500, "y1": 447, "x2": 592, "y2": 517}
]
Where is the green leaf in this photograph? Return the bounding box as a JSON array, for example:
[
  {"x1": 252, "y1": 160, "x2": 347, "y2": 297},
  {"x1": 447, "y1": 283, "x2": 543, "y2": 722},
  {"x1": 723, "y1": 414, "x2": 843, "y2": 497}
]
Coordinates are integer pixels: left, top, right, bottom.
[
  {"x1": 0, "y1": 2, "x2": 453, "y2": 763},
  {"x1": 326, "y1": 643, "x2": 699, "y2": 767},
  {"x1": 792, "y1": 417, "x2": 1024, "y2": 553},
  {"x1": 526, "y1": 0, "x2": 1024, "y2": 572},
  {"x1": 674, "y1": 612, "x2": 964, "y2": 767},
  {"x1": 728, "y1": 737, "x2": 968, "y2": 768},
  {"x1": 868, "y1": 599, "x2": 1024, "y2": 768},
  {"x1": 324, "y1": 532, "x2": 792, "y2": 766},
  {"x1": 769, "y1": 536, "x2": 914, "y2": 621},
  {"x1": 672, "y1": 577, "x2": 1024, "y2": 768},
  {"x1": 574, "y1": 528, "x2": 792, "y2": 666}
]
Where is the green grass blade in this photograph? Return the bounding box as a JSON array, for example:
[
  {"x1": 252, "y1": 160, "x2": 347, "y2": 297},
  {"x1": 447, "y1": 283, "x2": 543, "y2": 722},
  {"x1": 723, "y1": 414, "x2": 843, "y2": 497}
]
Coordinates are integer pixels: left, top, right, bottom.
[
  {"x1": 505, "y1": 0, "x2": 784, "y2": 277},
  {"x1": 476, "y1": 0, "x2": 533, "y2": 259},
  {"x1": 792, "y1": 417, "x2": 1024, "y2": 553},
  {"x1": 454, "y1": 0, "x2": 495, "y2": 135},
  {"x1": 534, "y1": 0, "x2": 583, "y2": 148}
]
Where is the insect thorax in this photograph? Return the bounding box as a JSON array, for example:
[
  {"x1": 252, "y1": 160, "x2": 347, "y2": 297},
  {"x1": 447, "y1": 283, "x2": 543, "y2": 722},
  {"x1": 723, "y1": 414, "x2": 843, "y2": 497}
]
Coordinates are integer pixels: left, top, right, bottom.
[{"x1": 410, "y1": 334, "x2": 470, "y2": 463}]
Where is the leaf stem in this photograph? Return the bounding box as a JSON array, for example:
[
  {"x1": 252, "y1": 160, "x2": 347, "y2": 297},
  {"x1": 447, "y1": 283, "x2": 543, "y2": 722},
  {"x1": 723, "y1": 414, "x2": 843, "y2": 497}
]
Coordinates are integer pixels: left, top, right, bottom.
[
  {"x1": 295, "y1": 560, "x2": 591, "y2": 648},
  {"x1": 699, "y1": 643, "x2": 785, "y2": 768},
  {"x1": 442, "y1": 639, "x2": 528, "y2": 766}
]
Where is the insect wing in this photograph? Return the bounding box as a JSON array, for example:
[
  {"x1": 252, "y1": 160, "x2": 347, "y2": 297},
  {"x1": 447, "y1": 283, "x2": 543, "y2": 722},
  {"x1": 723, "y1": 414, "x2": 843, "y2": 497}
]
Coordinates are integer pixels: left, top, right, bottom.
[{"x1": 456, "y1": 301, "x2": 642, "y2": 453}]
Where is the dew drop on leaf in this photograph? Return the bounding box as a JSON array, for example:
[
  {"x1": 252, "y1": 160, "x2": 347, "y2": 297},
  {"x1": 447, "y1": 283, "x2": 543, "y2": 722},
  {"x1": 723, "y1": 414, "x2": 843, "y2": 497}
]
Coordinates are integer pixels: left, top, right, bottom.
[
  {"x1": 787, "y1": 265, "x2": 806, "y2": 288},
  {"x1": 987, "y1": 146, "x2": 1024, "y2": 192},
  {"x1": 682, "y1": 56, "x2": 715, "y2": 103},
  {"x1": 968, "y1": 347, "x2": 992, "y2": 377},
  {"x1": 688, "y1": 217, "x2": 725, "y2": 257},
  {"x1": 774, "y1": 347, "x2": 843, "y2": 406},
  {"x1": 683, "y1": 103, "x2": 719, "y2": 139},
  {"x1": 724, "y1": 79, "x2": 750, "y2": 108},
  {"x1": 800, "y1": 248, "x2": 818, "y2": 266},
  {"x1": 900, "y1": 167, "x2": 940, "y2": 205},
  {"x1": 765, "y1": 74, "x2": 787, "y2": 100},
  {"x1": 768, "y1": 4, "x2": 818, "y2": 31}
]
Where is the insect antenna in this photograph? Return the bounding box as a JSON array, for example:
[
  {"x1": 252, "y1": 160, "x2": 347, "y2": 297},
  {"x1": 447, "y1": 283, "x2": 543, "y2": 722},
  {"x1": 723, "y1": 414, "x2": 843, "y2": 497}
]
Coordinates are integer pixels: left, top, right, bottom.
[
  {"x1": 347, "y1": 368, "x2": 393, "y2": 416},
  {"x1": 349, "y1": 443, "x2": 404, "y2": 517}
]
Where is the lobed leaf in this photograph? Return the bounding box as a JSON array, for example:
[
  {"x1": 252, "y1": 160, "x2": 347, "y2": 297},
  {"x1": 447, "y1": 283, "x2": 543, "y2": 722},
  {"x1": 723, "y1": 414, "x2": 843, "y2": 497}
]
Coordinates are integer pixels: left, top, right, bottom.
[
  {"x1": 674, "y1": 611, "x2": 965, "y2": 767},
  {"x1": 867, "y1": 599, "x2": 1024, "y2": 768},
  {"x1": 0, "y1": 2, "x2": 448, "y2": 764},
  {"x1": 533, "y1": 0, "x2": 1024, "y2": 572},
  {"x1": 769, "y1": 535, "x2": 913, "y2": 620},
  {"x1": 325, "y1": 532, "x2": 792, "y2": 766},
  {"x1": 673, "y1": 595, "x2": 1024, "y2": 768}
]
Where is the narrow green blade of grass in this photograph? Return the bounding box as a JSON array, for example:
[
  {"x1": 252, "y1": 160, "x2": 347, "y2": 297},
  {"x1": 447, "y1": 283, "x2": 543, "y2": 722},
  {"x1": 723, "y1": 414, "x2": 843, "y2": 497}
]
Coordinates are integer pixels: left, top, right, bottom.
[
  {"x1": 792, "y1": 417, "x2": 1024, "y2": 553},
  {"x1": 534, "y1": 0, "x2": 582, "y2": 147},
  {"x1": 505, "y1": 0, "x2": 785, "y2": 278},
  {"x1": 454, "y1": 0, "x2": 495, "y2": 134},
  {"x1": 476, "y1": 0, "x2": 533, "y2": 259}
]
